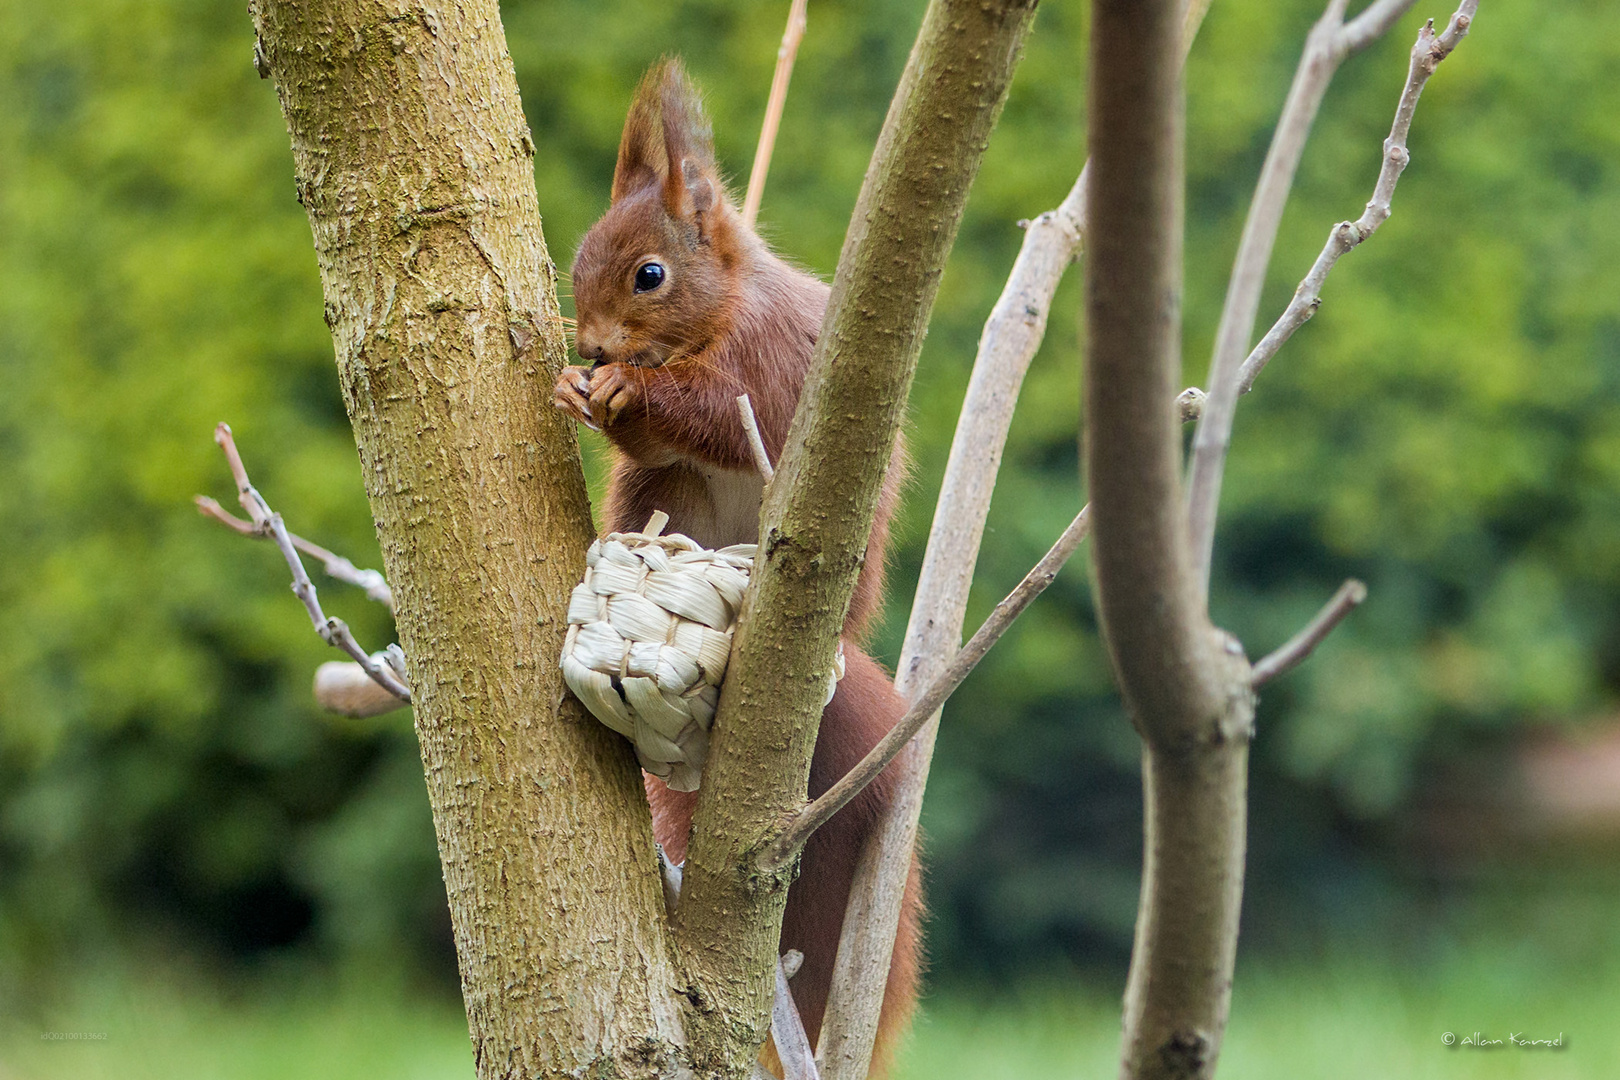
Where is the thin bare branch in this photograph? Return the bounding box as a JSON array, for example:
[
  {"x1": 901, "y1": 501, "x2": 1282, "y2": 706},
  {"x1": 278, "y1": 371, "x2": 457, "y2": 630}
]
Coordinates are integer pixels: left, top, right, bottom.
[
  {"x1": 736, "y1": 394, "x2": 776, "y2": 484},
  {"x1": 1250, "y1": 579, "x2": 1367, "y2": 687},
  {"x1": 194, "y1": 494, "x2": 262, "y2": 536},
  {"x1": 762, "y1": 506, "x2": 1090, "y2": 870},
  {"x1": 210, "y1": 423, "x2": 411, "y2": 702},
  {"x1": 1341, "y1": 0, "x2": 1421, "y2": 51},
  {"x1": 195, "y1": 495, "x2": 395, "y2": 610},
  {"x1": 742, "y1": 0, "x2": 809, "y2": 230},
  {"x1": 771, "y1": 951, "x2": 820, "y2": 1080},
  {"x1": 1182, "y1": 0, "x2": 1216, "y2": 54},
  {"x1": 1186, "y1": 0, "x2": 1420, "y2": 598},
  {"x1": 1237, "y1": 1, "x2": 1478, "y2": 395}
]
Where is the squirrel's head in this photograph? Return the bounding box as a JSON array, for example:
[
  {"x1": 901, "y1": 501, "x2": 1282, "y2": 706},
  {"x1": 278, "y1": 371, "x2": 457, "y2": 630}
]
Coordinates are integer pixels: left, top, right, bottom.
[{"x1": 571, "y1": 59, "x2": 743, "y2": 368}]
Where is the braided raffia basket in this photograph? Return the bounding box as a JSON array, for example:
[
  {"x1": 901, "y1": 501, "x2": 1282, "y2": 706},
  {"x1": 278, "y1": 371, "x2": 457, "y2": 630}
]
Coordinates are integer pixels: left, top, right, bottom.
[{"x1": 560, "y1": 511, "x2": 842, "y2": 791}]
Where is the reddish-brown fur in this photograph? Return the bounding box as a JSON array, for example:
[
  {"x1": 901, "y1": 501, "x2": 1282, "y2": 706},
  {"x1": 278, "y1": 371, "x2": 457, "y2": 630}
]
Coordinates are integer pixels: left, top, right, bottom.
[{"x1": 553, "y1": 59, "x2": 919, "y2": 1074}]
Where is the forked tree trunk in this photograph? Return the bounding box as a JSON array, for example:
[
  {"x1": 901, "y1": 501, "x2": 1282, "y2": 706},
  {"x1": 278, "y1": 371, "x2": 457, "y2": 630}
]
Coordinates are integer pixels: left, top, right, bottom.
[
  {"x1": 1085, "y1": 2, "x2": 1253, "y2": 1078},
  {"x1": 251, "y1": 0, "x2": 1036, "y2": 1076}
]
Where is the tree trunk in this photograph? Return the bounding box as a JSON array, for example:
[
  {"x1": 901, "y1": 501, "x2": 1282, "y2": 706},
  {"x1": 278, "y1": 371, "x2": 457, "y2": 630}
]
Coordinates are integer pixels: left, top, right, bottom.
[
  {"x1": 672, "y1": 1, "x2": 1038, "y2": 1074},
  {"x1": 247, "y1": 2, "x2": 687, "y2": 1076},
  {"x1": 1085, "y1": 2, "x2": 1253, "y2": 1078}
]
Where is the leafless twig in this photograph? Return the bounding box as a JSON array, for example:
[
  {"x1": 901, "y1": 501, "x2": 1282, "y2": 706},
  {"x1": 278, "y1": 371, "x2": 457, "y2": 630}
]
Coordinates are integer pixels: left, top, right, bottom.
[
  {"x1": 741, "y1": 0, "x2": 809, "y2": 230},
  {"x1": 195, "y1": 496, "x2": 395, "y2": 610},
  {"x1": 1251, "y1": 578, "x2": 1367, "y2": 687},
  {"x1": 736, "y1": 394, "x2": 776, "y2": 484},
  {"x1": 1182, "y1": 0, "x2": 1216, "y2": 54},
  {"x1": 1237, "y1": 2, "x2": 1477, "y2": 394},
  {"x1": 1186, "y1": 0, "x2": 1430, "y2": 598},
  {"x1": 208, "y1": 423, "x2": 410, "y2": 702},
  {"x1": 762, "y1": 506, "x2": 1089, "y2": 869}
]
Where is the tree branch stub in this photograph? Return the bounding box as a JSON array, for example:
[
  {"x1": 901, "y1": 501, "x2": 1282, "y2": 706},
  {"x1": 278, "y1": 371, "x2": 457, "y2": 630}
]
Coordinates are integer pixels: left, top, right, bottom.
[
  {"x1": 742, "y1": 0, "x2": 810, "y2": 231},
  {"x1": 1251, "y1": 578, "x2": 1367, "y2": 687},
  {"x1": 207, "y1": 423, "x2": 410, "y2": 701}
]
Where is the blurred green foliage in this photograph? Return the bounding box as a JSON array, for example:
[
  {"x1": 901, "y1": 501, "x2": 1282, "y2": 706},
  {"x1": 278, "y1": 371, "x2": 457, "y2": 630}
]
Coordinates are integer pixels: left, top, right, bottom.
[{"x1": 1, "y1": 0, "x2": 1617, "y2": 992}]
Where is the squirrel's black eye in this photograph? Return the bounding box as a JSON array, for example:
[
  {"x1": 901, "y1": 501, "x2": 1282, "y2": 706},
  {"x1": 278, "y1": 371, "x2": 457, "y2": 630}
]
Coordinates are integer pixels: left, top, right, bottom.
[{"x1": 634, "y1": 261, "x2": 666, "y2": 293}]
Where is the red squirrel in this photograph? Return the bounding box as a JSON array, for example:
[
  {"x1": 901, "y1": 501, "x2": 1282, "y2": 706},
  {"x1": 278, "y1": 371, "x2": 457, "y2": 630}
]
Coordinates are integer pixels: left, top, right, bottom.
[{"x1": 552, "y1": 60, "x2": 920, "y2": 1076}]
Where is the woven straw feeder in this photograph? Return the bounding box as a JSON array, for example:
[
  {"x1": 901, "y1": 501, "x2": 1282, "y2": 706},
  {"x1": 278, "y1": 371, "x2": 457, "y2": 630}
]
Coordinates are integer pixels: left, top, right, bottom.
[{"x1": 560, "y1": 511, "x2": 841, "y2": 791}]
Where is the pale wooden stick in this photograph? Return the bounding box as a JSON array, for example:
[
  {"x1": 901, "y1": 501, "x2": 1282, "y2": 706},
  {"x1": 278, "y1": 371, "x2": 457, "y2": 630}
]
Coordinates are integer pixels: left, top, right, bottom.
[
  {"x1": 736, "y1": 394, "x2": 776, "y2": 484},
  {"x1": 210, "y1": 423, "x2": 410, "y2": 701},
  {"x1": 1182, "y1": 0, "x2": 1216, "y2": 53},
  {"x1": 1251, "y1": 579, "x2": 1367, "y2": 687},
  {"x1": 742, "y1": 0, "x2": 809, "y2": 231}
]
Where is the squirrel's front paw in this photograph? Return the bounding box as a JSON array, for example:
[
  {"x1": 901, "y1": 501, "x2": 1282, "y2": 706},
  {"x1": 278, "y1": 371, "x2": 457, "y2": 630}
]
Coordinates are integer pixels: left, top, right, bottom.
[
  {"x1": 552, "y1": 366, "x2": 598, "y2": 431},
  {"x1": 586, "y1": 362, "x2": 640, "y2": 428}
]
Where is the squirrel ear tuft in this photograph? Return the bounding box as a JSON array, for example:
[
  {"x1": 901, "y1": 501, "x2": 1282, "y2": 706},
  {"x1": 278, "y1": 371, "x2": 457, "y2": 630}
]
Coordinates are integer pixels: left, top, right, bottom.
[
  {"x1": 612, "y1": 58, "x2": 716, "y2": 210},
  {"x1": 611, "y1": 64, "x2": 667, "y2": 203},
  {"x1": 657, "y1": 60, "x2": 718, "y2": 229}
]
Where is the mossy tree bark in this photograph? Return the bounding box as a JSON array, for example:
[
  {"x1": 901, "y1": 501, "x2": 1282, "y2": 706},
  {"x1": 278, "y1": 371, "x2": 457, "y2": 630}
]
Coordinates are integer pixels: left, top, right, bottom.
[{"x1": 247, "y1": 1, "x2": 688, "y2": 1077}]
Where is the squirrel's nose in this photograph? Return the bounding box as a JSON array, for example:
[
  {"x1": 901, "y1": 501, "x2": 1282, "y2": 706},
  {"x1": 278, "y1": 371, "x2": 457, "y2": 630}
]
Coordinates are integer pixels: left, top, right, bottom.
[{"x1": 576, "y1": 326, "x2": 605, "y2": 360}]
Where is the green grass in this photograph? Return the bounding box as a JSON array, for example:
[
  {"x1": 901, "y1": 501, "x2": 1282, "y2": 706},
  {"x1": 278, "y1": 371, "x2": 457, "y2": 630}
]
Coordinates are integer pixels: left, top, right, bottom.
[
  {"x1": 6, "y1": 892, "x2": 1618, "y2": 1080},
  {"x1": 899, "y1": 954, "x2": 1614, "y2": 1080},
  {"x1": 900, "y1": 878, "x2": 1620, "y2": 1079},
  {"x1": 2, "y1": 965, "x2": 474, "y2": 1080}
]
